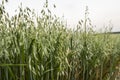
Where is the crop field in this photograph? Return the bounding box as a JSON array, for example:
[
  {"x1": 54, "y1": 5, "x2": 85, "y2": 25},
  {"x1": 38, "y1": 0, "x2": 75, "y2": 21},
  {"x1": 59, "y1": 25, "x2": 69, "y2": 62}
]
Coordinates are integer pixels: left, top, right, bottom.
[{"x1": 0, "y1": 1, "x2": 120, "y2": 80}]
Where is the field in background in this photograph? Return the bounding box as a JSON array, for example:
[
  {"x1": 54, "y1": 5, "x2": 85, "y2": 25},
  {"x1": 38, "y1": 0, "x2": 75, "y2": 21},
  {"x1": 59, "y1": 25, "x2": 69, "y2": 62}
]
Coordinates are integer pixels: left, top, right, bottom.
[{"x1": 0, "y1": 1, "x2": 120, "y2": 80}]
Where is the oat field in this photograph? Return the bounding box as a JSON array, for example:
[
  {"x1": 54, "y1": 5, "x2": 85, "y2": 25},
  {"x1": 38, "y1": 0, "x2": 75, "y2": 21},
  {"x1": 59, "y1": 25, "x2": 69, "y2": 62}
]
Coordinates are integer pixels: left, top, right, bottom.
[{"x1": 0, "y1": 0, "x2": 120, "y2": 80}]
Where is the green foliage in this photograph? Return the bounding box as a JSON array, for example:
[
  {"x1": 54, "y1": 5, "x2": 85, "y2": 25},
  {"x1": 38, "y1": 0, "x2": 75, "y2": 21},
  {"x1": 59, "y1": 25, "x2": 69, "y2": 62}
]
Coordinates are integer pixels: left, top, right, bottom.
[{"x1": 0, "y1": 1, "x2": 120, "y2": 80}]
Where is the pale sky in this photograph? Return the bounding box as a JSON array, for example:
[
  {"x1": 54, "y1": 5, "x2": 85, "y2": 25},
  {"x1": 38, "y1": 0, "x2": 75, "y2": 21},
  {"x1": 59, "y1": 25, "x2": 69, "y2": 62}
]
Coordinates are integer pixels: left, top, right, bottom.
[{"x1": 1, "y1": 0, "x2": 120, "y2": 31}]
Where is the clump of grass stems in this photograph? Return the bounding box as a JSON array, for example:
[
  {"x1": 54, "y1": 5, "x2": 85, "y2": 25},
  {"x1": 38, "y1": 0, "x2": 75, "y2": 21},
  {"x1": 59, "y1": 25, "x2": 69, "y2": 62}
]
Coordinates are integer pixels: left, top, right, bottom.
[{"x1": 0, "y1": 0, "x2": 120, "y2": 80}]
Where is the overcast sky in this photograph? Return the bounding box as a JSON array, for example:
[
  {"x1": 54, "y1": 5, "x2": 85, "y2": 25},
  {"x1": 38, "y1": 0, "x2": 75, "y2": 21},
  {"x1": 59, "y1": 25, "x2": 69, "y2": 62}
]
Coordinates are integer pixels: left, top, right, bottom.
[{"x1": 1, "y1": 0, "x2": 120, "y2": 31}]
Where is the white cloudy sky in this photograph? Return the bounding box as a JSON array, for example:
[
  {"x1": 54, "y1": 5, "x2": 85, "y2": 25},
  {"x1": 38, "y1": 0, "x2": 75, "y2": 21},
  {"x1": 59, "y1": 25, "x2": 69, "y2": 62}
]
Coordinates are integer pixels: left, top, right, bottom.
[{"x1": 1, "y1": 0, "x2": 120, "y2": 31}]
